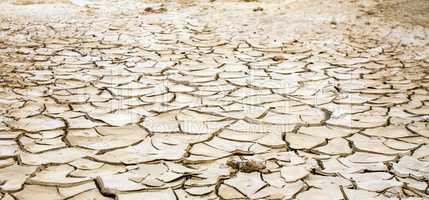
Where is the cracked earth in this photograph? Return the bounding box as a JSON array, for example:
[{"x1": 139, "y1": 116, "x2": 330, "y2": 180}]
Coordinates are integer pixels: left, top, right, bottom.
[{"x1": 0, "y1": 0, "x2": 429, "y2": 199}]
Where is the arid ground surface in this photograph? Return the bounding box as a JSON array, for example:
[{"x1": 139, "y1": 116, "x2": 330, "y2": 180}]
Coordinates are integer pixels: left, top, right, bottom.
[{"x1": 0, "y1": 0, "x2": 428, "y2": 199}]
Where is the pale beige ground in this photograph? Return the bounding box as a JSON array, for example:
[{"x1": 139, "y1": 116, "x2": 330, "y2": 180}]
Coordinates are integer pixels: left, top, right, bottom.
[{"x1": 0, "y1": 0, "x2": 428, "y2": 199}]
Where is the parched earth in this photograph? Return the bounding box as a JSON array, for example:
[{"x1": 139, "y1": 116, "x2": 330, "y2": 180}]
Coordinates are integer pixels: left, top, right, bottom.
[{"x1": 0, "y1": 0, "x2": 428, "y2": 199}]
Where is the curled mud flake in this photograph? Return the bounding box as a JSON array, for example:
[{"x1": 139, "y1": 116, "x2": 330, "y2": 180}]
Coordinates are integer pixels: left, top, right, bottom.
[
  {"x1": 392, "y1": 156, "x2": 429, "y2": 180},
  {"x1": 88, "y1": 110, "x2": 141, "y2": 127},
  {"x1": 285, "y1": 133, "x2": 326, "y2": 150},
  {"x1": 14, "y1": 185, "x2": 62, "y2": 200},
  {"x1": 19, "y1": 147, "x2": 97, "y2": 165},
  {"x1": 116, "y1": 188, "x2": 176, "y2": 200},
  {"x1": 67, "y1": 125, "x2": 149, "y2": 150},
  {"x1": 314, "y1": 137, "x2": 352, "y2": 155},
  {"x1": 7, "y1": 115, "x2": 65, "y2": 132},
  {"x1": 0, "y1": 164, "x2": 37, "y2": 191},
  {"x1": 295, "y1": 187, "x2": 343, "y2": 200},
  {"x1": 28, "y1": 164, "x2": 91, "y2": 186},
  {"x1": 280, "y1": 165, "x2": 310, "y2": 182},
  {"x1": 67, "y1": 188, "x2": 113, "y2": 200},
  {"x1": 222, "y1": 172, "x2": 267, "y2": 199},
  {"x1": 362, "y1": 125, "x2": 415, "y2": 138}
]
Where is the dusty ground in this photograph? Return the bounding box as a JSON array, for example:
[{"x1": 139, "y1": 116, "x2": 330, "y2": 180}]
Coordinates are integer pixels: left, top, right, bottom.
[{"x1": 0, "y1": 0, "x2": 428, "y2": 199}]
